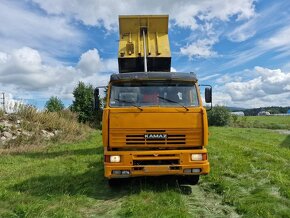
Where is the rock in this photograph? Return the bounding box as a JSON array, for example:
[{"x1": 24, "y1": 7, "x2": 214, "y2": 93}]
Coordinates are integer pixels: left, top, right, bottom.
[
  {"x1": 16, "y1": 120, "x2": 21, "y2": 124},
  {"x1": 1, "y1": 136, "x2": 6, "y2": 141},
  {"x1": 22, "y1": 131, "x2": 32, "y2": 137},
  {"x1": 41, "y1": 129, "x2": 54, "y2": 139},
  {"x1": 42, "y1": 131, "x2": 55, "y2": 139},
  {"x1": 41, "y1": 130, "x2": 48, "y2": 134},
  {"x1": 3, "y1": 121, "x2": 12, "y2": 128},
  {"x1": 3, "y1": 131, "x2": 12, "y2": 139}
]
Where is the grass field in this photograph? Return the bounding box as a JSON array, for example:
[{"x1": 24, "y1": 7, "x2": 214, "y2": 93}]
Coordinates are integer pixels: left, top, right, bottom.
[
  {"x1": 0, "y1": 127, "x2": 289, "y2": 217},
  {"x1": 232, "y1": 115, "x2": 290, "y2": 130}
]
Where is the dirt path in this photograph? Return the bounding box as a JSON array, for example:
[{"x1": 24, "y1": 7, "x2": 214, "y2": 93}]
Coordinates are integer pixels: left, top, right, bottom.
[
  {"x1": 181, "y1": 185, "x2": 240, "y2": 218},
  {"x1": 273, "y1": 129, "x2": 290, "y2": 135}
]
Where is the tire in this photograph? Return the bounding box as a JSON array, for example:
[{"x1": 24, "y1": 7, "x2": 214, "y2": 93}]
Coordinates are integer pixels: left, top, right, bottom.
[
  {"x1": 187, "y1": 175, "x2": 199, "y2": 185},
  {"x1": 178, "y1": 175, "x2": 200, "y2": 185},
  {"x1": 108, "y1": 179, "x2": 120, "y2": 187}
]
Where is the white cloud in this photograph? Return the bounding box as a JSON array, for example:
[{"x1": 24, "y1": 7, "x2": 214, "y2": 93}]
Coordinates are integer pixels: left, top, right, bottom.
[
  {"x1": 0, "y1": 0, "x2": 258, "y2": 64},
  {"x1": 227, "y1": 4, "x2": 283, "y2": 42},
  {"x1": 180, "y1": 38, "x2": 218, "y2": 58},
  {"x1": 222, "y1": 24, "x2": 290, "y2": 70},
  {"x1": 0, "y1": 52, "x2": 9, "y2": 64},
  {"x1": 260, "y1": 26, "x2": 290, "y2": 50},
  {"x1": 212, "y1": 91, "x2": 233, "y2": 106},
  {"x1": 0, "y1": 47, "x2": 115, "y2": 100},
  {"x1": 199, "y1": 73, "x2": 220, "y2": 82},
  {"x1": 77, "y1": 49, "x2": 117, "y2": 77},
  {"x1": 0, "y1": 47, "x2": 73, "y2": 91},
  {"x1": 213, "y1": 66, "x2": 290, "y2": 108},
  {"x1": 77, "y1": 49, "x2": 102, "y2": 76},
  {"x1": 170, "y1": 67, "x2": 177, "y2": 72},
  {"x1": 31, "y1": 0, "x2": 255, "y2": 59},
  {"x1": 32, "y1": 0, "x2": 255, "y2": 31},
  {"x1": 227, "y1": 19, "x2": 256, "y2": 42},
  {"x1": 0, "y1": 0, "x2": 84, "y2": 63},
  {"x1": 76, "y1": 49, "x2": 117, "y2": 86},
  {"x1": 218, "y1": 2, "x2": 290, "y2": 69}
]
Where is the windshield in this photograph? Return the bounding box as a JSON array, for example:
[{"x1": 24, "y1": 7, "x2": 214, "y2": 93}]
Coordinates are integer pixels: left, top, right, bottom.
[{"x1": 109, "y1": 81, "x2": 199, "y2": 107}]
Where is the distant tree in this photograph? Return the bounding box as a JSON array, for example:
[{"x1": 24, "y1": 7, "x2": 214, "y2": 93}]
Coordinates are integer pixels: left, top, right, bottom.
[
  {"x1": 207, "y1": 105, "x2": 231, "y2": 126},
  {"x1": 45, "y1": 96, "x2": 64, "y2": 112},
  {"x1": 71, "y1": 81, "x2": 102, "y2": 128},
  {"x1": 243, "y1": 106, "x2": 290, "y2": 116}
]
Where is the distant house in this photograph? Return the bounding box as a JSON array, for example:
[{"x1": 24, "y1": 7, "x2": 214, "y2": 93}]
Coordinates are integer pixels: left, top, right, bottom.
[
  {"x1": 258, "y1": 111, "x2": 270, "y2": 116},
  {"x1": 230, "y1": 111, "x2": 244, "y2": 116}
]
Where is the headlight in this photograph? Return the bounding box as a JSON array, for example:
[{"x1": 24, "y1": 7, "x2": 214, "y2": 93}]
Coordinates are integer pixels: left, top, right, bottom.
[
  {"x1": 191, "y1": 154, "x2": 203, "y2": 161},
  {"x1": 110, "y1": 155, "x2": 121, "y2": 163}
]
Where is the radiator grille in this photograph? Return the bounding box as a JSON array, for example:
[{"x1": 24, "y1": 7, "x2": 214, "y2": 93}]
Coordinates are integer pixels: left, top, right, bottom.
[
  {"x1": 110, "y1": 128, "x2": 203, "y2": 147},
  {"x1": 126, "y1": 130, "x2": 185, "y2": 146},
  {"x1": 133, "y1": 159, "x2": 179, "y2": 165}
]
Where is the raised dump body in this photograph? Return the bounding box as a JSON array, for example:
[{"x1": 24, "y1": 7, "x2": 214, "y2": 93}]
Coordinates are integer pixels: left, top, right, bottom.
[{"x1": 118, "y1": 15, "x2": 171, "y2": 73}]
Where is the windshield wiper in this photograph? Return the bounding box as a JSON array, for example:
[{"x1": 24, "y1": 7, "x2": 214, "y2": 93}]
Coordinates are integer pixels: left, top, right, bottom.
[
  {"x1": 157, "y1": 96, "x2": 189, "y2": 111},
  {"x1": 114, "y1": 98, "x2": 143, "y2": 111}
]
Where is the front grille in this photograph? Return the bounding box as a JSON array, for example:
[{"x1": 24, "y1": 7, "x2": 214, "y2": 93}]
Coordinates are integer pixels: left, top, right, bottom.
[
  {"x1": 110, "y1": 128, "x2": 203, "y2": 148},
  {"x1": 136, "y1": 154, "x2": 176, "y2": 158},
  {"x1": 126, "y1": 131, "x2": 186, "y2": 146},
  {"x1": 133, "y1": 159, "x2": 179, "y2": 165}
]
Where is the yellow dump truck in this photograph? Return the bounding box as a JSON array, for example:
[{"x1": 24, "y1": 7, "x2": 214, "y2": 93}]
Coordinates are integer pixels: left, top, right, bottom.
[{"x1": 94, "y1": 15, "x2": 212, "y2": 186}]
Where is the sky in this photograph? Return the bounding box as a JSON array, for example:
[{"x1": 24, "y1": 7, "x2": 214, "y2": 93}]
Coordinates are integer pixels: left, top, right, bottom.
[{"x1": 0, "y1": 0, "x2": 290, "y2": 110}]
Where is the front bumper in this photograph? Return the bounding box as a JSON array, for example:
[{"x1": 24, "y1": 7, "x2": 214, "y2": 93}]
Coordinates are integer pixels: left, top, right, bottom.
[{"x1": 104, "y1": 148, "x2": 210, "y2": 179}]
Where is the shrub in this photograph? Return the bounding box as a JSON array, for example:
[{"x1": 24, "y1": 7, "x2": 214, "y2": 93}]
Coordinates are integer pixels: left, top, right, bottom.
[
  {"x1": 207, "y1": 106, "x2": 231, "y2": 126},
  {"x1": 45, "y1": 96, "x2": 64, "y2": 112},
  {"x1": 71, "y1": 82, "x2": 102, "y2": 128}
]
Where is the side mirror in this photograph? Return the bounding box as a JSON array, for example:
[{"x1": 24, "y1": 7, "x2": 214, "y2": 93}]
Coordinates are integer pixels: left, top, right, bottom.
[
  {"x1": 205, "y1": 87, "x2": 212, "y2": 103},
  {"x1": 199, "y1": 84, "x2": 212, "y2": 110},
  {"x1": 94, "y1": 88, "x2": 100, "y2": 110}
]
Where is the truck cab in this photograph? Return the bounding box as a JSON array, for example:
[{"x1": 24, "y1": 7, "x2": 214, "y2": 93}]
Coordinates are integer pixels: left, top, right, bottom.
[{"x1": 100, "y1": 72, "x2": 210, "y2": 185}]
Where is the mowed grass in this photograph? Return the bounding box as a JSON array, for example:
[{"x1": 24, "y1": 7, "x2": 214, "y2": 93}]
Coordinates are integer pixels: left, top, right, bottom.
[
  {"x1": 233, "y1": 115, "x2": 290, "y2": 130},
  {"x1": 0, "y1": 131, "x2": 189, "y2": 218},
  {"x1": 0, "y1": 127, "x2": 289, "y2": 217},
  {"x1": 204, "y1": 127, "x2": 290, "y2": 217}
]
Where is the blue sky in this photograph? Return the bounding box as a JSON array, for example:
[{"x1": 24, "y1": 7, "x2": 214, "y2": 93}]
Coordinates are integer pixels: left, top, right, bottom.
[{"x1": 0, "y1": 0, "x2": 290, "y2": 110}]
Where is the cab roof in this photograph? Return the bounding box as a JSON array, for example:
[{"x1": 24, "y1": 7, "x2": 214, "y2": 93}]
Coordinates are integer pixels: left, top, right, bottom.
[{"x1": 110, "y1": 72, "x2": 198, "y2": 82}]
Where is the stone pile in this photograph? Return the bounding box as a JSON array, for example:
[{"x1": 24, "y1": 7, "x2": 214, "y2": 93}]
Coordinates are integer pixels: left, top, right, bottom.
[{"x1": 0, "y1": 116, "x2": 60, "y2": 146}]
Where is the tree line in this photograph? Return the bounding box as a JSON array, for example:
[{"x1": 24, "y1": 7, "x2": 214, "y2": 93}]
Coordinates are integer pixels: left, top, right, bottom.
[
  {"x1": 45, "y1": 82, "x2": 103, "y2": 128},
  {"x1": 242, "y1": 106, "x2": 290, "y2": 116}
]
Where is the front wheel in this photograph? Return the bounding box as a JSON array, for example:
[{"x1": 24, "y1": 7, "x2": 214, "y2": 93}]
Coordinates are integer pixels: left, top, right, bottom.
[
  {"x1": 108, "y1": 179, "x2": 120, "y2": 187},
  {"x1": 178, "y1": 175, "x2": 200, "y2": 185}
]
